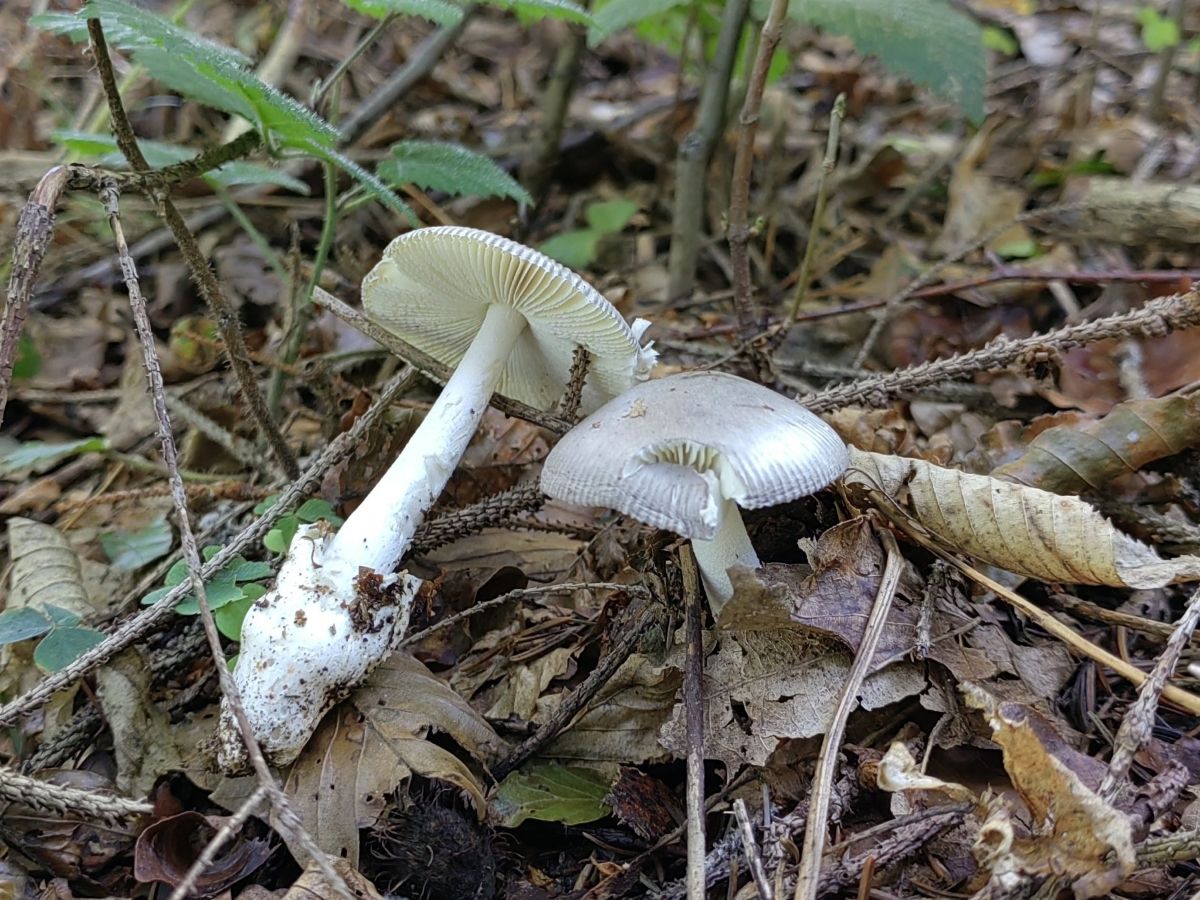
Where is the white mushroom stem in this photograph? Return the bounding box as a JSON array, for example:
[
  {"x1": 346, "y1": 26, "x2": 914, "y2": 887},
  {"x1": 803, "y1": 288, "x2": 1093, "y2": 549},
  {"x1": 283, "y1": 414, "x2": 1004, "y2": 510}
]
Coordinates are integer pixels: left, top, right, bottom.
[
  {"x1": 690, "y1": 497, "x2": 760, "y2": 613},
  {"x1": 328, "y1": 302, "x2": 528, "y2": 571}
]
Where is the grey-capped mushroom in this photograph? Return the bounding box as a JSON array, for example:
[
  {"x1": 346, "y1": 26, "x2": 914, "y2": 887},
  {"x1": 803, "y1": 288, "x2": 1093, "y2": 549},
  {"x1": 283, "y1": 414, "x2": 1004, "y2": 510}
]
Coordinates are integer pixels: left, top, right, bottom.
[
  {"x1": 540, "y1": 370, "x2": 847, "y2": 611},
  {"x1": 221, "y1": 226, "x2": 656, "y2": 769}
]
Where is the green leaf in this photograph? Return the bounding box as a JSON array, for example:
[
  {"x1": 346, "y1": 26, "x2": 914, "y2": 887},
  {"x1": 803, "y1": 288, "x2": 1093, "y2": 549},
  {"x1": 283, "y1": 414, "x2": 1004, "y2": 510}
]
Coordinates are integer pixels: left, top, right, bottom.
[
  {"x1": 174, "y1": 579, "x2": 247, "y2": 615},
  {"x1": 538, "y1": 230, "x2": 601, "y2": 269},
  {"x1": 982, "y1": 25, "x2": 1018, "y2": 56},
  {"x1": 378, "y1": 140, "x2": 532, "y2": 204},
  {"x1": 214, "y1": 594, "x2": 254, "y2": 641},
  {"x1": 264, "y1": 516, "x2": 301, "y2": 554},
  {"x1": 792, "y1": 0, "x2": 986, "y2": 123},
  {"x1": 0, "y1": 437, "x2": 108, "y2": 478},
  {"x1": 343, "y1": 0, "x2": 465, "y2": 25},
  {"x1": 42, "y1": 604, "x2": 83, "y2": 627},
  {"x1": 254, "y1": 494, "x2": 283, "y2": 515},
  {"x1": 34, "y1": 627, "x2": 107, "y2": 672},
  {"x1": 12, "y1": 334, "x2": 41, "y2": 381},
  {"x1": 100, "y1": 516, "x2": 174, "y2": 571},
  {"x1": 476, "y1": 0, "x2": 595, "y2": 26},
  {"x1": 299, "y1": 140, "x2": 416, "y2": 221},
  {"x1": 223, "y1": 557, "x2": 274, "y2": 582},
  {"x1": 1137, "y1": 7, "x2": 1181, "y2": 52},
  {"x1": 584, "y1": 198, "x2": 638, "y2": 235},
  {"x1": 491, "y1": 763, "x2": 612, "y2": 827},
  {"x1": 295, "y1": 498, "x2": 342, "y2": 525},
  {"x1": 0, "y1": 608, "x2": 54, "y2": 645},
  {"x1": 589, "y1": 0, "x2": 690, "y2": 44}
]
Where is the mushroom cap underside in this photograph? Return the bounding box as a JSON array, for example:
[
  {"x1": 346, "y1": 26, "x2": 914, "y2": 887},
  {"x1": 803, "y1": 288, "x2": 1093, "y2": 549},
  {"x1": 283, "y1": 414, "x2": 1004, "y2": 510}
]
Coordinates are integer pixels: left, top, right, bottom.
[
  {"x1": 540, "y1": 371, "x2": 848, "y2": 538},
  {"x1": 363, "y1": 226, "x2": 656, "y2": 413}
]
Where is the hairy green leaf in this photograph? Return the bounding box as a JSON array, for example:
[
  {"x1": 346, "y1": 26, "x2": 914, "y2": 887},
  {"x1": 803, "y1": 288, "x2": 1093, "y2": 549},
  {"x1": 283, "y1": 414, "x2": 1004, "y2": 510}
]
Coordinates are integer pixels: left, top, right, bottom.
[
  {"x1": 100, "y1": 516, "x2": 173, "y2": 571},
  {"x1": 792, "y1": 0, "x2": 985, "y2": 123},
  {"x1": 344, "y1": 0, "x2": 464, "y2": 25},
  {"x1": 379, "y1": 140, "x2": 532, "y2": 204},
  {"x1": 589, "y1": 0, "x2": 690, "y2": 43}
]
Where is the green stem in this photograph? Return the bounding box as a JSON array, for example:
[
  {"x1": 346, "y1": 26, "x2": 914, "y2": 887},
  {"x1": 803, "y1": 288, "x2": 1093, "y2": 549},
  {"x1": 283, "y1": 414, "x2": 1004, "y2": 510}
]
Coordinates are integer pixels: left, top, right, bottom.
[
  {"x1": 790, "y1": 93, "x2": 845, "y2": 322},
  {"x1": 212, "y1": 184, "x2": 289, "y2": 283}
]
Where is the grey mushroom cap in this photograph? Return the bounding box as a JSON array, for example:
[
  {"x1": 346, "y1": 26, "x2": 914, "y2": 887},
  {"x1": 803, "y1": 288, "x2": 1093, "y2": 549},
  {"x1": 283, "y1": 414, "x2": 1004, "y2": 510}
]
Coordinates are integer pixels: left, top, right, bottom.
[
  {"x1": 540, "y1": 371, "x2": 848, "y2": 539},
  {"x1": 363, "y1": 226, "x2": 656, "y2": 413}
]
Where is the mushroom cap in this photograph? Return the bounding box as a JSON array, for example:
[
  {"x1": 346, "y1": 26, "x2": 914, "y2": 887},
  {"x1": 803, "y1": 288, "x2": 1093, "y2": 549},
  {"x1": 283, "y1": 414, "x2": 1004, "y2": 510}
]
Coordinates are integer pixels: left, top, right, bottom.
[
  {"x1": 540, "y1": 371, "x2": 848, "y2": 539},
  {"x1": 363, "y1": 226, "x2": 656, "y2": 413}
]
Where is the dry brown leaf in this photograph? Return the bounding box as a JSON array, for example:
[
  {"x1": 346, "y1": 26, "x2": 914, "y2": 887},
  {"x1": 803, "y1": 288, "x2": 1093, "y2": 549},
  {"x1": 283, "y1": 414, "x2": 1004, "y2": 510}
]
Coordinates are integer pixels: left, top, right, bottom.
[
  {"x1": 281, "y1": 856, "x2": 383, "y2": 900},
  {"x1": 846, "y1": 447, "x2": 1200, "y2": 587},
  {"x1": 95, "y1": 651, "x2": 185, "y2": 798},
  {"x1": 964, "y1": 684, "x2": 1135, "y2": 898},
  {"x1": 937, "y1": 126, "x2": 1031, "y2": 255},
  {"x1": 992, "y1": 393, "x2": 1200, "y2": 493}
]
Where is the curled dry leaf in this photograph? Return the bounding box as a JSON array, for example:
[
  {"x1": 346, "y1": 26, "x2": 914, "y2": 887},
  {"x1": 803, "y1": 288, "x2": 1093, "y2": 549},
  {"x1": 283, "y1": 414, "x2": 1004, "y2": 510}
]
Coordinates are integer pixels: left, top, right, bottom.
[
  {"x1": 964, "y1": 684, "x2": 1135, "y2": 899},
  {"x1": 133, "y1": 810, "x2": 271, "y2": 894},
  {"x1": 992, "y1": 393, "x2": 1200, "y2": 494},
  {"x1": 845, "y1": 447, "x2": 1200, "y2": 587}
]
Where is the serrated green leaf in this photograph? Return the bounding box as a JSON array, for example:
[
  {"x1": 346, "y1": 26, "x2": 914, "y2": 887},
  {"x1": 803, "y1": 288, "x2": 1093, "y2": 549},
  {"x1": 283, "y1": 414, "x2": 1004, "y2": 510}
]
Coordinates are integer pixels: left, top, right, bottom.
[
  {"x1": 491, "y1": 763, "x2": 612, "y2": 827},
  {"x1": 379, "y1": 140, "x2": 532, "y2": 204},
  {"x1": 0, "y1": 437, "x2": 108, "y2": 478},
  {"x1": 78, "y1": 0, "x2": 250, "y2": 64},
  {"x1": 100, "y1": 516, "x2": 174, "y2": 571},
  {"x1": 34, "y1": 627, "x2": 107, "y2": 673},
  {"x1": 476, "y1": 0, "x2": 594, "y2": 26},
  {"x1": 589, "y1": 0, "x2": 689, "y2": 43},
  {"x1": 792, "y1": 0, "x2": 986, "y2": 123},
  {"x1": 0, "y1": 608, "x2": 54, "y2": 645},
  {"x1": 344, "y1": 0, "x2": 464, "y2": 25},
  {"x1": 584, "y1": 198, "x2": 638, "y2": 235},
  {"x1": 300, "y1": 140, "x2": 417, "y2": 221}
]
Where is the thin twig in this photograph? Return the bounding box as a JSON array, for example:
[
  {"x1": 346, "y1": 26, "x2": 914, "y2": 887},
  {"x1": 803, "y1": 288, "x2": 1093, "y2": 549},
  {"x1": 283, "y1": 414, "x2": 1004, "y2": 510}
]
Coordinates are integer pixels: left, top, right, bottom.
[
  {"x1": 313, "y1": 14, "x2": 395, "y2": 110},
  {"x1": 735, "y1": 799, "x2": 773, "y2": 900},
  {"x1": 312, "y1": 285, "x2": 573, "y2": 433},
  {"x1": 789, "y1": 94, "x2": 845, "y2": 322},
  {"x1": 168, "y1": 786, "x2": 269, "y2": 900},
  {"x1": 666, "y1": 0, "x2": 750, "y2": 299},
  {"x1": 0, "y1": 166, "x2": 70, "y2": 429},
  {"x1": 0, "y1": 766, "x2": 151, "y2": 821},
  {"x1": 0, "y1": 368, "x2": 416, "y2": 729},
  {"x1": 1100, "y1": 583, "x2": 1200, "y2": 799},
  {"x1": 492, "y1": 591, "x2": 661, "y2": 780},
  {"x1": 87, "y1": 18, "x2": 299, "y2": 481},
  {"x1": 803, "y1": 289, "x2": 1200, "y2": 414},
  {"x1": 680, "y1": 545, "x2": 707, "y2": 900},
  {"x1": 793, "y1": 528, "x2": 902, "y2": 900},
  {"x1": 727, "y1": 0, "x2": 789, "y2": 338}
]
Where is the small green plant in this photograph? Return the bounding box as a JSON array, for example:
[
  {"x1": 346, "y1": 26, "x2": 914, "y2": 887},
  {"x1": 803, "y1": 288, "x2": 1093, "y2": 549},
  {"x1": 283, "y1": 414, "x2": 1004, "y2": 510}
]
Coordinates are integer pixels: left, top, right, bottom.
[
  {"x1": 0, "y1": 605, "x2": 106, "y2": 673},
  {"x1": 539, "y1": 198, "x2": 639, "y2": 269},
  {"x1": 1137, "y1": 6, "x2": 1181, "y2": 53},
  {"x1": 255, "y1": 496, "x2": 343, "y2": 555},
  {"x1": 141, "y1": 547, "x2": 274, "y2": 642}
]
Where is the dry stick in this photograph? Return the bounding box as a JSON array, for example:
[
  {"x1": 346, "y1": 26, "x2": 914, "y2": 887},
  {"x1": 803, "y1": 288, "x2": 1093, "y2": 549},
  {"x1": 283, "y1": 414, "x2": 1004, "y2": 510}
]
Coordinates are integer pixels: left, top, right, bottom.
[
  {"x1": 408, "y1": 481, "x2": 547, "y2": 555},
  {"x1": 99, "y1": 180, "x2": 353, "y2": 900},
  {"x1": 1100, "y1": 583, "x2": 1200, "y2": 799},
  {"x1": 789, "y1": 94, "x2": 846, "y2": 322},
  {"x1": 339, "y1": 13, "x2": 472, "y2": 145},
  {"x1": 86, "y1": 19, "x2": 298, "y2": 482},
  {"x1": 1050, "y1": 593, "x2": 1194, "y2": 642},
  {"x1": 803, "y1": 289, "x2": 1200, "y2": 414},
  {"x1": 521, "y1": 6, "x2": 590, "y2": 206},
  {"x1": 1148, "y1": 0, "x2": 1186, "y2": 120},
  {"x1": 680, "y1": 545, "x2": 707, "y2": 900},
  {"x1": 792, "y1": 529, "x2": 902, "y2": 900},
  {"x1": 851, "y1": 202, "x2": 1083, "y2": 368},
  {"x1": 0, "y1": 766, "x2": 152, "y2": 821},
  {"x1": 400, "y1": 582, "x2": 640, "y2": 648},
  {"x1": 491, "y1": 592, "x2": 662, "y2": 780},
  {"x1": 21, "y1": 705, "x2": 103, "y2": 773},
  {"x1": 727, "y1": 0, "x2": 789, "y2": 338},
  {"x1": 0, "y1": 368, "x2": 416, "y2": 729},
  {"x1": 168, "y1": 786, "x2": 269, "y2": 900},
  {"x1": 860, "y1": 486, "x2": 1200, "y2": 716},
  {"x1": 666, "y1": 0, "x2": 750, "y2": 300},
  {"x1": 558, "y1": 345, "x2": 591, "y2": 421},
  {"x1": 0, "y1": 165, "x2": 70, "y2": 428},
  {"x1": 734, "y1": 798, "x2": 774, "y2": 900},
  {"x1": 312, "y1": 285, "x2": 574, "y2": 434}
]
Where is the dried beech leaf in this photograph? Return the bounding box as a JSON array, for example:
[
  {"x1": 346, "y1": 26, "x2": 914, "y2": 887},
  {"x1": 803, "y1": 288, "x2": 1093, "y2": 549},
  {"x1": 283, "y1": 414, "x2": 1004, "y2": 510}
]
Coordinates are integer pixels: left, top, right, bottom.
[
  {"x1": 964, "y1": 685, "x2": 1135, "y2": 898},
  {"x1": 846, "y1": 447, "x2": 1200, "y2": 587},
  {"x1": 992, "y1": 393, "x2": 1200, "y2": 493},
  {"x1": 7, "y1": 517, "x2": 91, "y2": 617}
]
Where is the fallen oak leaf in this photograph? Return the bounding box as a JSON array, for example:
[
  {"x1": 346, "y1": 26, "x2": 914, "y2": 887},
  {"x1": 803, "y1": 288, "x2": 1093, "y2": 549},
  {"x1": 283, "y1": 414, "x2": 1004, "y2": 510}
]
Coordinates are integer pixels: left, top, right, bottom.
[{"x1": 844, "y1": 447, "x2": 1200, "y2": 588}]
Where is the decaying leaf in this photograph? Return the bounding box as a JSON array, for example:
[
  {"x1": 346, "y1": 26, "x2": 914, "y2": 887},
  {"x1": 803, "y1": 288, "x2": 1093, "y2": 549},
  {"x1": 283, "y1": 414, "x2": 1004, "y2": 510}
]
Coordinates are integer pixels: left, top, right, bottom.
[
  {"x1": 7, "y1": 518, "x2": 92, "y2": 618},
  {"x1": 846, "y1": 447, "x2": 1200, "y2": 587},
  {"x1": 964, "y1": 684, "x2": 1135, "y2": 898},
  {"x1": 133, "y1": 810, "x2": 271, "y2": 894},
  {"x1": 490, "y1": 763, "x2": 612, "y2": 828},
  {"x1": 991, "y1": 393, "x2": 1200, "y2": 494},
  {"x1": 281, "y1": 856, "x2": 384, "y2": 900},
  {"x1": 876, "y1": 742, "x2": 973, "y2": 801},
  {"x1": 605, "y1": 767, "x2": 679, "y2": 840}
]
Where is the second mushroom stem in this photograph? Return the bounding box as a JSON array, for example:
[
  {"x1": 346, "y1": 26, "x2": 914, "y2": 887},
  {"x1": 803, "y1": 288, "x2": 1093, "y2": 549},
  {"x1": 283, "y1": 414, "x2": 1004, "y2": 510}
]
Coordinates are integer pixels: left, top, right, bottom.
[{"x1": 329, "y1": 302, "x2": 528, "y2": 571}]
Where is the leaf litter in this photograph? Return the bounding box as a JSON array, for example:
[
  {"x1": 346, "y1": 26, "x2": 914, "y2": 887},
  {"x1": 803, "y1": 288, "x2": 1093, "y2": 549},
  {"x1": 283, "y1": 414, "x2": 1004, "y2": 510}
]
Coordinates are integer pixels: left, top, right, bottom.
[{"x1": 4, "y1": 0, "x2": 1200, "y2": 897}]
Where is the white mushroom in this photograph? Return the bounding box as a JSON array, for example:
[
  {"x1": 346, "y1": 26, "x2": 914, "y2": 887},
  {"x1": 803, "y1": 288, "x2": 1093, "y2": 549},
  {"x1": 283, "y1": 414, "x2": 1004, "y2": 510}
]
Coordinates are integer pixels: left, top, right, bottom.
[
  {"x1": 220, "y1": 227, "x2": 656, "y2": 769},
  {"x1": 540, "y1": 371, "x2": 847, "y2": 613}
]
